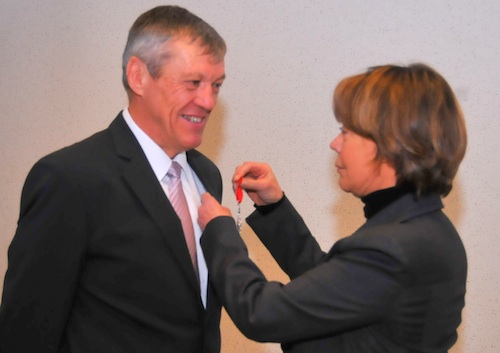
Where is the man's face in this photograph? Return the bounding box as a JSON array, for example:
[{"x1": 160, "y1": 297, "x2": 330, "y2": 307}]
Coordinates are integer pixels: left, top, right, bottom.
[{"x1": 137, "y1": 36, "x2": 225, "y2": 157}]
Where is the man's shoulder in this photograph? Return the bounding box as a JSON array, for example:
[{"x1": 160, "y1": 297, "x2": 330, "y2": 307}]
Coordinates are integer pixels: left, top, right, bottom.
[
  {"x1": 187, "y1": 149, "x2": 219, "y2": 171},
  {"x1": 38, "y1": 113, "x2": 125, "y2": 165},
  {"x1": 39, "y1": 128, "x2": 112, "y2": 165}
]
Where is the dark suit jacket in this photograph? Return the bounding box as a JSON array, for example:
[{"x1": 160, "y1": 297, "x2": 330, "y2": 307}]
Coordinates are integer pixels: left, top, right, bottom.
[
  {"x1": 0, "y1": 113, "x2": 223, "y2": 353},
  {"x1": 201, "y1": 193, "x2": 467, "y2": 353}
]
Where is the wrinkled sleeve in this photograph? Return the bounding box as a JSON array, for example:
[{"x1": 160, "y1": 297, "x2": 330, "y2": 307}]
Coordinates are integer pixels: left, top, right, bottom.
[{"x1": 201, "y1": 197, "x2": 401, "y2": 344}]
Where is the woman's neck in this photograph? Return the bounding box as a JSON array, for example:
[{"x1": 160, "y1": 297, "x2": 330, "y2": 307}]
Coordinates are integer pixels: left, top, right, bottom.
[{"x1": 361, "y1": 184, "x2": 414, "y2": 219}]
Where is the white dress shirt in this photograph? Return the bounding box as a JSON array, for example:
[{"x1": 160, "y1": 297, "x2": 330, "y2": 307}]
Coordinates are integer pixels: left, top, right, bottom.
[{"x1": 123, "y1": 108, "x2": 209, "y2": 308}]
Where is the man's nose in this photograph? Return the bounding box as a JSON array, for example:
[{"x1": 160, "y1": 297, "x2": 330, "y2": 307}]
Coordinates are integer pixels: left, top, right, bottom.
[{"x1": 195, "y1": 84, "x2": 217, "y2": 111}]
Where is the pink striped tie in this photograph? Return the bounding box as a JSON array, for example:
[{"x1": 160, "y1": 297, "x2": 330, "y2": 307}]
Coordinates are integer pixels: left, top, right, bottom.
[{"x1": 166, "y1": 162, "x2": 198, "y2": 276}]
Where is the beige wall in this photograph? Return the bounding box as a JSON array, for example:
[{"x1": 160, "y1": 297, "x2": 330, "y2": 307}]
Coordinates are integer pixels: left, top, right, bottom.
[{"x1": 1, "y1": 1, "x2": 499, "y2": 352}]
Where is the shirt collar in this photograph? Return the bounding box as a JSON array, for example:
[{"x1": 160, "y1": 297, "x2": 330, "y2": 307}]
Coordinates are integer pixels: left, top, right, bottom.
[{"x1": 122, "y1": 108, "x2": 187, "y2": 181}]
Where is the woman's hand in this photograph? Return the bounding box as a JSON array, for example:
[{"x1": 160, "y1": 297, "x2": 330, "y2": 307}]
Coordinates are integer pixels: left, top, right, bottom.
[
  {"x1": 198, "y1": 193, "x2": 232, "y2": 230},
  {"x1": 233, "y1": 162, "x2": 284, "y2": 206}
]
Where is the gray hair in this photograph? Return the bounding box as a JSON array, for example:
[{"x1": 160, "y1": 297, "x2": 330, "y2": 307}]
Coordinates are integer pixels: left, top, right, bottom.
[{"x1": 122, "y1": 6, "x2": 226, "y2": 92}]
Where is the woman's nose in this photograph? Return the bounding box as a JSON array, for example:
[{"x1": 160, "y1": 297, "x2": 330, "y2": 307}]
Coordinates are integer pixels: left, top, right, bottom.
[{"x1": 330, "y1": 133, "x2": 342, "y2": 153}]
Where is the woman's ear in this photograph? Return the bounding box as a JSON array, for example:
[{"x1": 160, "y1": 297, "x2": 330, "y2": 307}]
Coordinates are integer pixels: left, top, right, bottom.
[{"x1": 126, "y1": 56, "x2": 148, "y2": 96}]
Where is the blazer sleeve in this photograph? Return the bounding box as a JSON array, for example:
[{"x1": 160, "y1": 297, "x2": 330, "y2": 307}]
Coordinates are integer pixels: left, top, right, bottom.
[
  {"x1": 246, "y1": 196, "x2": 326, "y2": 278},
  {"x1": 201, "y1": 197, "x2": 402, "y2": 344},
  {"x1": 0, "y1": 159, "x2": 87, "y2": 353}
]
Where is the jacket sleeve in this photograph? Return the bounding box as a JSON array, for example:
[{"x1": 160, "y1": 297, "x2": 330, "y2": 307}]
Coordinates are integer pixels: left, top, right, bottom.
[
  {"x1": 0, "y1": 159, "x2": 87, "y2": 353},
  {"x1": 246, "y1": 196, "x2": 326, "y2": 278},
  {"x1": 201, "y1": 197, "x2": 401, "y2": 344}
]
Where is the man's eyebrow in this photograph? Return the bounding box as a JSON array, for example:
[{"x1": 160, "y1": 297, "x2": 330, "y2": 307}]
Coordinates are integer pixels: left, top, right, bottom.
[
  {"x1": 215, "y1": 74, "x2": 226, "y2": 81},
  {"x1": 183, "y1": 73, "x2": 226, "y2": 81}
]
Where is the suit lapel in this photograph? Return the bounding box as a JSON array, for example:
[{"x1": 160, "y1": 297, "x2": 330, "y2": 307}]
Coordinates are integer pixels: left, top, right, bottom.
[
  {"x1": 108, "y1": 114, "x2": 200, "y2": 292},
  {"x1": 186, "y1": 149, "x2": 224, "y2": 315},
  {"x1": 187, "y1": 149, "x2": 222, "y2": 203}
]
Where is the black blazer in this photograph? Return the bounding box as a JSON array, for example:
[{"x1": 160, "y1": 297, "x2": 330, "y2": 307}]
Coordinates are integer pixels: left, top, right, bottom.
[
  {"x1": 0, "y1": 113, "x2": 223, "y2": 353},
  {"x1": 201, "y1": 193, "x2": 467, "y2": 353}
]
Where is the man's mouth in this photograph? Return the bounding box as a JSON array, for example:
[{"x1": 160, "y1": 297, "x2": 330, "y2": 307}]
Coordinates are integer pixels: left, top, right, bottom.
[{"x1": 182, "y1": 115, "x2": 203, "y2": 123}]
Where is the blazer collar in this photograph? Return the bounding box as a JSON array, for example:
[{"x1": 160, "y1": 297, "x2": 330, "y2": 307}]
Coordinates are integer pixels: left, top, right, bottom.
[
  {"x1": 111, "y1": 113, "x2": 219, "y2": 198},
  {"x1": 364, "y1": 192, "x2": 444, "y2": 228}
]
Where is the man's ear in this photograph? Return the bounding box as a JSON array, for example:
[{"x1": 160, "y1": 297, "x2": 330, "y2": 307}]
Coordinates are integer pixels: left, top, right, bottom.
[{"x1": 126, "y1": 56, "x2": 148, "y2": 96}]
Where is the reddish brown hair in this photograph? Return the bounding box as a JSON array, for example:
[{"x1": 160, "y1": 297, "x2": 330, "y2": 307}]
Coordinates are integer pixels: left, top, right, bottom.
[{"x1": 333, "y1": 64, "x2": 467, "y2": 196}]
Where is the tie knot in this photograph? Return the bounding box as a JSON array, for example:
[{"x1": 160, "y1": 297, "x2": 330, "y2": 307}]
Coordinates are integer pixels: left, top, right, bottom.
[{"x1": 167, "y1": 161, "x2": 183, "y2": 179}]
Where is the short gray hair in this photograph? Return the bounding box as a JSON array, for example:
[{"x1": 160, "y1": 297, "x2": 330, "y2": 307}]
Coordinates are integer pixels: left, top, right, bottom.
[{"x1": 122, "y1": 6, "x2": 226, "y2": 92}]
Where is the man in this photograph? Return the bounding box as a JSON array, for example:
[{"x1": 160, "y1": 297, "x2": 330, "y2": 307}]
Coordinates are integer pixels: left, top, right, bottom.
[{"x1": 0, "y1": 6, "x2": 226, "y2": 353}]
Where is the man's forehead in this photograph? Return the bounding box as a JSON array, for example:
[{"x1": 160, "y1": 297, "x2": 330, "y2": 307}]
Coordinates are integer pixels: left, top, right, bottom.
[{"x1": 167, "y1": 35, "x2": 223, "y2": 59}]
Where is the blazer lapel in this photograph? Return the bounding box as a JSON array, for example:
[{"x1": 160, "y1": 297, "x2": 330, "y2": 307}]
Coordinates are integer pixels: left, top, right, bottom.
[
  {"x1": 187, "y1": 149, "x2": 222, "y2": 203},
  {"x1": 186, "y1": 149, "x2": 223, "y2": 314},
  {"x1": 108, "y1": 114, "x2": 200, "y2": 291}
]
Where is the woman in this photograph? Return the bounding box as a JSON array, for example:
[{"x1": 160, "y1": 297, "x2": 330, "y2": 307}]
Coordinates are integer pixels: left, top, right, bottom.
[{"x1": 198, "y1": 64, "x2": 467, "y2": 353}]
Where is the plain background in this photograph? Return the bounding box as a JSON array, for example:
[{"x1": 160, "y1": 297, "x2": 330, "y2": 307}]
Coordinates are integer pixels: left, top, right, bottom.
[{"x1": 1, "y1": 1, "x2": 499, "y2": 352}]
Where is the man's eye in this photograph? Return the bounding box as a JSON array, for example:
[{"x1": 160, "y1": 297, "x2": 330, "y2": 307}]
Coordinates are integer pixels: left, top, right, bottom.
[
  {"x1": 213, "y1": 82, "x2": 223, "y2": 90},
  {"x1": 187, "y1": 81, "x2": 200, "y2": 89}
]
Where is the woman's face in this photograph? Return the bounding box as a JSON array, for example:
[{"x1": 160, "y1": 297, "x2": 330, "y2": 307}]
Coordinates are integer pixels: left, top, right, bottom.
[{"x1": 330, "y1": 127, "x2": 396, "y2": 197}]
